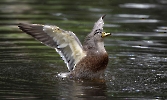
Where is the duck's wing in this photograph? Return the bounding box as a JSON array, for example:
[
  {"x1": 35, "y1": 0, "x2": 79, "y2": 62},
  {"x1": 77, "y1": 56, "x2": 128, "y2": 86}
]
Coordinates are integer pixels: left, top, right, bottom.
[{"x1": 18, "y1": 23, "x2": 86, "y2": 71}]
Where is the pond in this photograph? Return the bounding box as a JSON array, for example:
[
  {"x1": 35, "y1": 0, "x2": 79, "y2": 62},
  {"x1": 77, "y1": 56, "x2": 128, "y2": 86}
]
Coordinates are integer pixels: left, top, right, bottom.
[{"x1": 0, "y1": 0, "x2": 167, "y2": 99}]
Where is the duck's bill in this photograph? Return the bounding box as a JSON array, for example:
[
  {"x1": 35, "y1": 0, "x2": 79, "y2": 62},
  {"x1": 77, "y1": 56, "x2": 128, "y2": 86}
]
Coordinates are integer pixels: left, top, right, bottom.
[{"x1": 101, "y1": 32, "x2": 111, "y2": 38}]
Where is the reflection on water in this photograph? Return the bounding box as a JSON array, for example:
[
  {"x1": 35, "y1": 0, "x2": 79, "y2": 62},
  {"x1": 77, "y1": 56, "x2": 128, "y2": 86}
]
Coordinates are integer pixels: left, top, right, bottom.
[
  {"x1": 119, "y1": 3, "x2": 158, "y2": 9},
  {"x1": 114, "y1": 14, "x2": 150, "y2": 18},
  {"x1": 61, "y1": 80, "x2": 107, "y2": 100},
  {"x1": 155, "y1": 26, "x2": 167, "y2": 33},
  {"x1": 0, "y1": 0, "x2": 167, "y2": 99}
]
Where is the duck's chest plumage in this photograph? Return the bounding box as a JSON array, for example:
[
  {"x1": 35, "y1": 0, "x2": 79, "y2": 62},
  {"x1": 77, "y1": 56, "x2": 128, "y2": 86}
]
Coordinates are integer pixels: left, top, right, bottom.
[{"x1": 71, "y1": 50, "x2": 109, "y2": 79}]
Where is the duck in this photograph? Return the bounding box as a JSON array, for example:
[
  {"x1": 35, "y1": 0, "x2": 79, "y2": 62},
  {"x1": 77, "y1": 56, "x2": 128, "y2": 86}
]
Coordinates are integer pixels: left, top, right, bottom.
[{"x1": 18, "y1": 15, "x2": 111, "y2": 79}]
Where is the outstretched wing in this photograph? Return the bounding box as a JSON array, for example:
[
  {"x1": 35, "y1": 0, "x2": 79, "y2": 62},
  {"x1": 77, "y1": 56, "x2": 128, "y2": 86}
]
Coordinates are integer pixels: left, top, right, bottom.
[{"x1": 18, "y1": 23, "x2": 86, "y2": 71}]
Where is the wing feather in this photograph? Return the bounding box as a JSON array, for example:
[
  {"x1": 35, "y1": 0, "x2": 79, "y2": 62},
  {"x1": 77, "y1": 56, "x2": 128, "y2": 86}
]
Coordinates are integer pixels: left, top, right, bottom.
[{"x1": 18, "y1": 23, "x2": 86, "y2": 71}]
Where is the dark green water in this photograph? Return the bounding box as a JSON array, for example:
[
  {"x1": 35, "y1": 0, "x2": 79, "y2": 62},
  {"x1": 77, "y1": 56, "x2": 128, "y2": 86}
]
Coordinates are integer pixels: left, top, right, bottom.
[{"x1": 0, "y1": 0, "x2": 167, "y2": 99}]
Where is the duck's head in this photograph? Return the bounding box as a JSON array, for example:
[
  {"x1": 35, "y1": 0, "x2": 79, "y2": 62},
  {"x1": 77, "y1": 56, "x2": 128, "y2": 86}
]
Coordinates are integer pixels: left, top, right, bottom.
[
  {"x1": 93, "y1": 29, "x2": 111, "y2": 42},
  {"x1": 84, "y1": 15, "x2": 111, "y2": 49}
]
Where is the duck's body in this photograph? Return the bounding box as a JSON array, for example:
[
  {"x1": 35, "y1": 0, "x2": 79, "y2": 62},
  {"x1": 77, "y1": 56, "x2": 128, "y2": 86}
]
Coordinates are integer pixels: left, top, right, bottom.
[
  {"x1": 71, "y1": 51, "x2": 108, "y2": 79},
  {"x1": 18, "y1": 15, "x2": 110, "y2": 79}
]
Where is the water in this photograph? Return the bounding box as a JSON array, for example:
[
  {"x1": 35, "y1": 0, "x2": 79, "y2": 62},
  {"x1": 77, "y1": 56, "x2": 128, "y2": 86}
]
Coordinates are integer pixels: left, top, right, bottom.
[{"x1": 0, "y1": 0, "x2": 167, "y2": 99}]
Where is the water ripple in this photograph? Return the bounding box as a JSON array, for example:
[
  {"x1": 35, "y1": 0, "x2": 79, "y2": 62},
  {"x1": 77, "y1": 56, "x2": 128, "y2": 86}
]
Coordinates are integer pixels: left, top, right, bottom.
[
  {"x1": 113, "y1": 19, "x2": 160, "y2": 23},
  {"x1": 119, "y1": 3, "x2": 159, "y2": 9},
  {"x1": 154, "y1": 26, "x2": 167, "y2": 33},
  {"x1": 114, "y1": 14, "x2": 149, "y2": 18}
]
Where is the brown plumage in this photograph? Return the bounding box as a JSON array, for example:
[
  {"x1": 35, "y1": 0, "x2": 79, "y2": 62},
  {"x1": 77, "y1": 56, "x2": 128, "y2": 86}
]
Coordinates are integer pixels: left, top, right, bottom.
[{"x1": 18, "y1": 15, "x2": 111, "y2": 79}]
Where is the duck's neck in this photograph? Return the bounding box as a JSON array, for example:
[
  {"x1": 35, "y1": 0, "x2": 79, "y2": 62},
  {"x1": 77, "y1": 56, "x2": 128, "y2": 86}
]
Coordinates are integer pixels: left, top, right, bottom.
[
  {"x1": 96, "y1": 41, "x2": 106, "y2": 53},
  {"x1": 83, "y1": 40, "x2": 106, "y2": 54}
]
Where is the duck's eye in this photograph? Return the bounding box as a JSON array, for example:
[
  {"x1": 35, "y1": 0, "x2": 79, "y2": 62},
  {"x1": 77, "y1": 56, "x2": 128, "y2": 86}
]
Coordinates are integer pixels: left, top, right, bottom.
[{"x1": 94, "y1": 29, "x2": 102, "y2": 35}]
